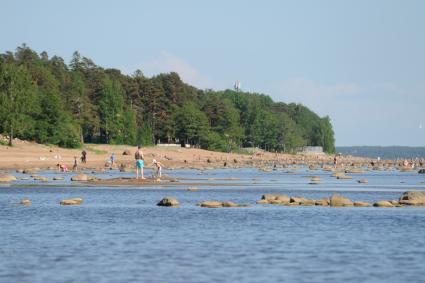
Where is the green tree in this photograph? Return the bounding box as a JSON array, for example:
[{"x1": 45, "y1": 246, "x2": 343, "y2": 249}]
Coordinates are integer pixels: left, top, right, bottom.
[
  {"x1": 174, "y1": 102, "x2": 210, "y2": 147},
  {"x1": 0, "y1": 62, "x2": 36, "y2": 146},
  {"x1": 98, "y1": 77, "x2": 124, "y2": 144}
]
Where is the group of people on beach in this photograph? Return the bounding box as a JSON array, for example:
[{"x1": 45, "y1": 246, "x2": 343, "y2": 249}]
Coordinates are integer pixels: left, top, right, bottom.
[{"x1": 55, "y1": 145, "x2": 163, "y2": 179}]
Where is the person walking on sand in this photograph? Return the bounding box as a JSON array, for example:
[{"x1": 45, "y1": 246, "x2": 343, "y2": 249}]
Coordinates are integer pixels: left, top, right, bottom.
[
  {"x1": 135, "y1": 145, "x2": 145, "y2": 179},
  {"x1": 81, "y1": 150, "x2": 87, "y2": 163}
]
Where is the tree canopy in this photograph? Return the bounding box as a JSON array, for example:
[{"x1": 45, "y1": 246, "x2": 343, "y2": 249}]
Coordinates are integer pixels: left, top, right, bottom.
[{"x1": 0, "y1": 44, "x2": 335, "y2": 153}]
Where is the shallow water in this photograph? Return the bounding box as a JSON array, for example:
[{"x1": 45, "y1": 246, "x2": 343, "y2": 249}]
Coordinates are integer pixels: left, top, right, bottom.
[{"x1": 1, "y1": 168, "x2": 425, "y2": 283}]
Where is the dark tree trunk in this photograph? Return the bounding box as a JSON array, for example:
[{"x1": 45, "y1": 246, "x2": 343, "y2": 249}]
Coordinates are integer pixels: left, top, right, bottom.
[{"x1": 8, "y1": 126, "x2": 13, "y2": 146}]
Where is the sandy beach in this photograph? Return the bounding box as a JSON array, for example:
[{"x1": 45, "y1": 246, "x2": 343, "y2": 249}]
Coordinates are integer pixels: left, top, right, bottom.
[{"x1": 0, "y1": 139, "x2": 375, "y2": 171}]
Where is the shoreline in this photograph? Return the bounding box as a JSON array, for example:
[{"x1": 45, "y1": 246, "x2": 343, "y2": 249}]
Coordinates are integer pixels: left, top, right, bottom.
[{"x1": 0, "y1": 141, "x2": 377, "y2": 172}]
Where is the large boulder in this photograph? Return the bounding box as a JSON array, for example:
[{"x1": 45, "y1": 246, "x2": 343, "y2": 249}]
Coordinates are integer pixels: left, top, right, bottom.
[
  {"x1": 399, "y1": 191, "x2": 425, "y2": 206},
  {"x1": 157, "y1": 197, "x2": 179, "y2": 207},
  {"x1": 122, "y1": 149, "x2": 131, "y2": 155},
  {"x1": 60, "y1": 198, "x2": 83, "y2": 205},
  {"x1": 330, "y1": 194, "x2": 353, "y2": 207},
  {"x1": 0, "y1": 174, "x2": 17, "y2": 182}
]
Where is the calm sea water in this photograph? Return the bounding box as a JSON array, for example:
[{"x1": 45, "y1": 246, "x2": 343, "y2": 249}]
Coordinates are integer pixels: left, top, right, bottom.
[{"x1": 1, "y1": 167, "x2": 425, "y2": 283}]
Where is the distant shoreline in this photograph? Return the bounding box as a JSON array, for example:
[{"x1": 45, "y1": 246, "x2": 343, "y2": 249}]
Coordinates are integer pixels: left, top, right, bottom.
[{"x1": 337, "y1": 146, "x2": 425, "y2": 159}]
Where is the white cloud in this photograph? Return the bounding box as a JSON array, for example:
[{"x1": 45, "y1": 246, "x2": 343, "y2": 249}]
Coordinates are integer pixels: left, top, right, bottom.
[
  {"x1": 277, "y1": 77, "x2": 364, "y2": 101},
  {"x1": 141, "y1": 51, "x2": 217, "y2": 89},
  {"x1": 272, "y1": 77, "x2": 425, "y2": 146}
]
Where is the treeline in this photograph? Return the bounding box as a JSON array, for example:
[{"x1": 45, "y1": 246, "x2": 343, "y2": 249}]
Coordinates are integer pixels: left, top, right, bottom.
[{"x1": 0, "y1": 44, "x2": 335, "y2": 153}]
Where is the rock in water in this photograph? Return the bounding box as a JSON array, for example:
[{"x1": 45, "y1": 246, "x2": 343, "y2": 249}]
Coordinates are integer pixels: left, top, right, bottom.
[
  {"x1": 33, "y1": 175, "x2": 48, "y2": 182},
  {"x1": 60, "y1": 198, "x2": 83, "y2": 205},
  {"x1": 354, "y1": 202, "x2": 372, "y2": 207},
  {"x1": 20, "y1": 199, "x2": 32, "y2": 205},
  {"x1": 290, "y1": 197, "x2": 309, "y2": 204},
  {"x1": 222, "y1": 201, "x2": 238, "y2": 207},
  {"x1": 315, "y1": 199, "x2": 330, "y2": 206},
  {"x1": 0, "y1": 174, "x2": 17, "y2": 182},
  {"x1": 23, "y1": 168, "x2": 38, "y2": 174},
  {"x1": 373, "y1": 201, "x2": 394, "y2": 207},
  {"x1": 260, "y1": 194, "x2": 290, "y2": 204},
  {"x1": 418, "y1": 169, "x2": 425, "y2": 174},
  {"x1": 157, "y1": 197, "x2": 179, "y2": 207},
  {"x1": 330, "y1": 194, "x2": 354, "y2": 207},
  {"x1": 399, "y1": 191, "x2": 425, "y2": 206},
  {"x1": 200, "y1": 201, "x2": 222, "y2": 208},
  {"x1": 357, "y1": 179, "x2": 368, "y2": 184},
  {"x1": 71, "y1": 174, "x2": 89, "y2": 181}
]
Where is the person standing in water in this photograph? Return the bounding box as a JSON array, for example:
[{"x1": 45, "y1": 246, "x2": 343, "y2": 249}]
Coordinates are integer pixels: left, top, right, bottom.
[
  {"x1": 135, "y1": 145, "x2": 145, "y2": 179},
  {"x1": 73, "y1": 156, "x2": 78, "y2": 171},
  {"x1": 110, "y1": 152, "x2": 116, "y2": 167}
]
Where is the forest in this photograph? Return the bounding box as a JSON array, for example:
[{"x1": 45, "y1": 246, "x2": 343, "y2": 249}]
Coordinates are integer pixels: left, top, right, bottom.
[{"x1": 0, "y1": 44, "x2": 335, "y2": 153}]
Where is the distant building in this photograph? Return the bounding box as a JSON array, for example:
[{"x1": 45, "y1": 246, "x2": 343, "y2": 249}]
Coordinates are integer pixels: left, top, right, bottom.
[{"x1": 296, "y1": 146, "x2": 324, "y2": 155}]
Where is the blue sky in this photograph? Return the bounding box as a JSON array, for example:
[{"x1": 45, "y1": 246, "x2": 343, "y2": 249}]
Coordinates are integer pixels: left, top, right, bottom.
[{"x1": 1, "y1": 0, "x2": 424, "y2": 146}]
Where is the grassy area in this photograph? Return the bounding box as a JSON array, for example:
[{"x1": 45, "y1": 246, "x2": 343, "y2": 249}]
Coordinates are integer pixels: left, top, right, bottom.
[{"x1": 85, "y1": 146, "x2": 108, "y2": 155}]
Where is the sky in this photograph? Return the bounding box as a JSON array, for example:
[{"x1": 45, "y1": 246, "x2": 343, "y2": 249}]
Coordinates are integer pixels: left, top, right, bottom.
[{"x1": 1, "y1": 0, "x2": 424, "y2": 146}]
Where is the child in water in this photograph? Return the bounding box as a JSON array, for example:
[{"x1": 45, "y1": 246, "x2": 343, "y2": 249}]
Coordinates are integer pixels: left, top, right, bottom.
[
  {"x1": 57, "y1": 163, "x2": 68, "y2": 172},
  {"x1": 152, "y1": 159, "x2": 163, "y2": 178}
]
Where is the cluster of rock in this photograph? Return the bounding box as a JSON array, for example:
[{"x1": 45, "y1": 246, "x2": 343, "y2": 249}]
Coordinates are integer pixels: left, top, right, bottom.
[
  {"x1": 156, "y1": 197, "x2": 248, "y2": 208},
  {"x1": 256, "y1": 194, "x2": 331, "y2": 206},
  {"x1": 255, "y1": 191, "x2": 425, "y2": 208},
  {"x1": 12, "y1": 191, "x2": 425, "y2": 209}
]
